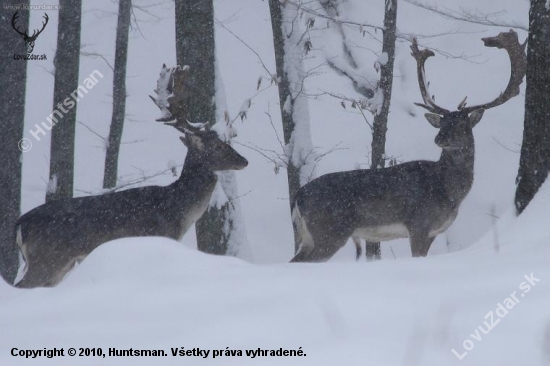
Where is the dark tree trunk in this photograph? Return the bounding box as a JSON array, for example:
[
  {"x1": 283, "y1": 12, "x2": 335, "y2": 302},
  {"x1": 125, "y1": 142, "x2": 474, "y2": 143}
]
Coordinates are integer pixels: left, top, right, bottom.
[
  {"x1": 175, "y1": 0, "x2": 230, "y2": 255},
  {"x1": 268, "y1": 0, "x2": 301, "y2": 210},
  {"x1": 366, "y1": 0, "x2": 398, "y2": 260},
  {"x1": 515, "y1": 0, "x2": 550, "y2": 214},
  {"x1": 47, "y1": 0, "x2": 82, "y2": 202},
  {"x1": 371, "y1": 0, "x2": 398, "y2": 170},
  {"x1": 0, "y1": 3, "x2": 28, "y2": 283},
  {"x1": 103, "y1": 0, "x2": 132, "y2": 189},
  {"x1": 175, "y1": 0, "x2": 216, "y2": 124}
]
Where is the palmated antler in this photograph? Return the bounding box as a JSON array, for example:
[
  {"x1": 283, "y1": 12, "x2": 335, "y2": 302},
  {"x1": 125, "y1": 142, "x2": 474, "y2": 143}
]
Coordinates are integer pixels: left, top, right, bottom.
[
  {"x1": 411, "y1": 31, "x2": 527, "y2": 116},
  {"x1": 149, "y1": 64, "x2": 210, "y2": 134},
  {"x1": 410, "y1": 38, "x2": 450, "y2": 115},
  {"x1": 459, "y1": 30, "x2": 527, "y2": 114}
]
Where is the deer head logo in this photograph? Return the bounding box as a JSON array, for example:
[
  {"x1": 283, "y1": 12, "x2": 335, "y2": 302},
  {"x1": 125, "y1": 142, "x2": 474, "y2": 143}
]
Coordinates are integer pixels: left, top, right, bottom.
[{"x1": 12, "y1": 11, "x2": 49, "y2": 54}]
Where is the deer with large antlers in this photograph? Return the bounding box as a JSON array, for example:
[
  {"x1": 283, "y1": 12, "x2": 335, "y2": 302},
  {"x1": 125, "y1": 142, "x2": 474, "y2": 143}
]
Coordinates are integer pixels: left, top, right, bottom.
[
  {"x1": 290, "y1": 30, "x2": 526, "y2": 262},
  {"x1": 14, "y1": 66, "x2": 248, "y2": 288},
  {"x1": 11, "y1": 11, "x2": 49, "y2": 54}
]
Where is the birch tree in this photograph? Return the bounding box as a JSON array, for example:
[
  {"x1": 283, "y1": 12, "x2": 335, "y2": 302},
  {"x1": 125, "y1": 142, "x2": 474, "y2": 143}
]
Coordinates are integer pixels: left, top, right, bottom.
[
  {"x1": 268, "y1": 0, "x2": 316, "y2": 251},
  {"x1": 285, "y1": 0, "x2": 398, "y2": 260}
]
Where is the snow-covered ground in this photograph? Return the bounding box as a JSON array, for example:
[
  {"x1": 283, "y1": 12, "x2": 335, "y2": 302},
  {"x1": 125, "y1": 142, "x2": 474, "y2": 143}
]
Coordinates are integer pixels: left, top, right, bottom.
[
  {"x1": 2, "y1": 0, "x2": 548, "y2": 364},
  {"x1": 1, "y1": 168, "x2": 549, "y2": 366}
]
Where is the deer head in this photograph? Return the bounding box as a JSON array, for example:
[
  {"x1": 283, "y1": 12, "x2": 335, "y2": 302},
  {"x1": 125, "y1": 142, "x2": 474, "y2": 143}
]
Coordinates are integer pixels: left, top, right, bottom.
[
  {"x1": 179, "y1": 131, "x2": 248, "y2": 171},
  {"x1": 411, "y1": 30, "x2": 527, "y2": 149},
  {"x1": 150, "y1": 64, "x2": 248, "y2": 171},
  {"x1": 12, "y1": 12, "x2": 49, "y2": 54}
]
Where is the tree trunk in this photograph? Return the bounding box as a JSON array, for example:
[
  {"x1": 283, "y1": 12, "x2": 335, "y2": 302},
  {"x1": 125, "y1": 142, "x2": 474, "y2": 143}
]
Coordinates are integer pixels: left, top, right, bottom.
[
  {"x1": 103, "y1": 0, "x2": 132, "y2": 189},
  {"x1": 515, "y1": 0, "x2": 550, "y2": 214},
  {"x1": 269, "y1": 0, "x2": 300, "y2": 209},
  {"x1": 269, "y1": 0, "x2": 315, "y2": 252},
  {"x1": 366, "y1": 0, "x2": 398, "y2": 260},
  {"x1": 371, "y1": 0, "x2": 398, "y2": 170},
  {"x1": 175, "y1": 0, "x2": 216, "y2": 124},
  {"x1": 176, "y1": 0, "x2": 247, "y2": 256},
  {"x1": 47, "y1": 0, "x2": 82, "y2": 202},
  {"x1": 0, "y1": 3, "x2": 28, "y2": 283}
]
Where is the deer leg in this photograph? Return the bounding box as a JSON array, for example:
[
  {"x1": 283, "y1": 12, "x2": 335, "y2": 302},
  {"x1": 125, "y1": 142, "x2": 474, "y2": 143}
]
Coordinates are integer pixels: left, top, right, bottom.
[
  {"x1": 291, "y1": 231, "x2": 350, "y2": 262},
  {"x1": 16, "y1": 259, "x2": 76, "y2": 288},
  {"x1": 14, "y1": 260, "x2": 52, "y2": 288},
  {"x1": 47, "y1": 254, "x2": 86, "y2": 286},
  {"x1": 365, "y1": 241, "x2": 381, "y2": 261},
  {"x1": 290, "y1": 244, "x2": 314, "y2": 262},
  {"x1": 14, "y1": 246, "x2": 77, "y2": 288},
  {"x1": 409, "y1": 230, "x2": 435, "y2": 257},
  {"x1": 352, "y1": 235, "x2": 362, "y2": 261}
]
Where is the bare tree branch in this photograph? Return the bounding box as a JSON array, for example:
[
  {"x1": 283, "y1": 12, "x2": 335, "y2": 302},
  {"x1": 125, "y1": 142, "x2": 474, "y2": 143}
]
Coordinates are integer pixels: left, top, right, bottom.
[
  {"x1": 81, "y1": 51, "x2": 114, "y2": 72},
  {"x1": 403, "y1": 0, "x2": 528, "y2": 31},
  {"x1": 214, "y1": 17, "x2": 274, "y2": 77}
]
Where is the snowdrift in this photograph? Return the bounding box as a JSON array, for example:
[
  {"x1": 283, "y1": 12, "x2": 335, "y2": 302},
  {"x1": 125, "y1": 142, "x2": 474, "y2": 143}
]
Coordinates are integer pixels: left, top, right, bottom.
[{"x1": 1, "y1": 180, "x2": 549, "y2": 365}]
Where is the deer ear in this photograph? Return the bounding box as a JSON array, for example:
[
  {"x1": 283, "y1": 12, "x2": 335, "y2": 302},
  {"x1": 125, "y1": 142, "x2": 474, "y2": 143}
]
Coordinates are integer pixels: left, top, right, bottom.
[
  {"x1": 180, "y1": 135, "x2": 204, "y2": 150},
  {"x1": 424, "y1": 113, "x2": 441, "y2": 128},
  {"x1": 469, "y1": 109, "x2": 484, "y2": 127}
]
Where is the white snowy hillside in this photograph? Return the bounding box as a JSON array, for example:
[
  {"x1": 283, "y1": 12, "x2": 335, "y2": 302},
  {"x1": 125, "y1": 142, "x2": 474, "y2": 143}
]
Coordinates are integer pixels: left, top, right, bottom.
[{"x1": 2, "y1": 0, "x2": 549, "y2": 364}]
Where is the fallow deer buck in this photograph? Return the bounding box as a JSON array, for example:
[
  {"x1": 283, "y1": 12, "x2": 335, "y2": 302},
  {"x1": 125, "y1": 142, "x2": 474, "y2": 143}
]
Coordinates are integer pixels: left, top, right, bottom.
[
  {"x1": 14, "y1": 66, "x2": 248, "y2": 288},
  {"x1": 291, "y1": 30, "x2": 526, "y2": 262}
]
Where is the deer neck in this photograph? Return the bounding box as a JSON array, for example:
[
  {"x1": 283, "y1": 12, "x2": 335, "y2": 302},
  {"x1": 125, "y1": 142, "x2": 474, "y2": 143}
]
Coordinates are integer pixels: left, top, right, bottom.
[
  {"x1": 174, "y1": 150, "x2": 218, "y2": 196},
  {"x1": 438, "y1": 142, "x2": 475, "y2": 205}
]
